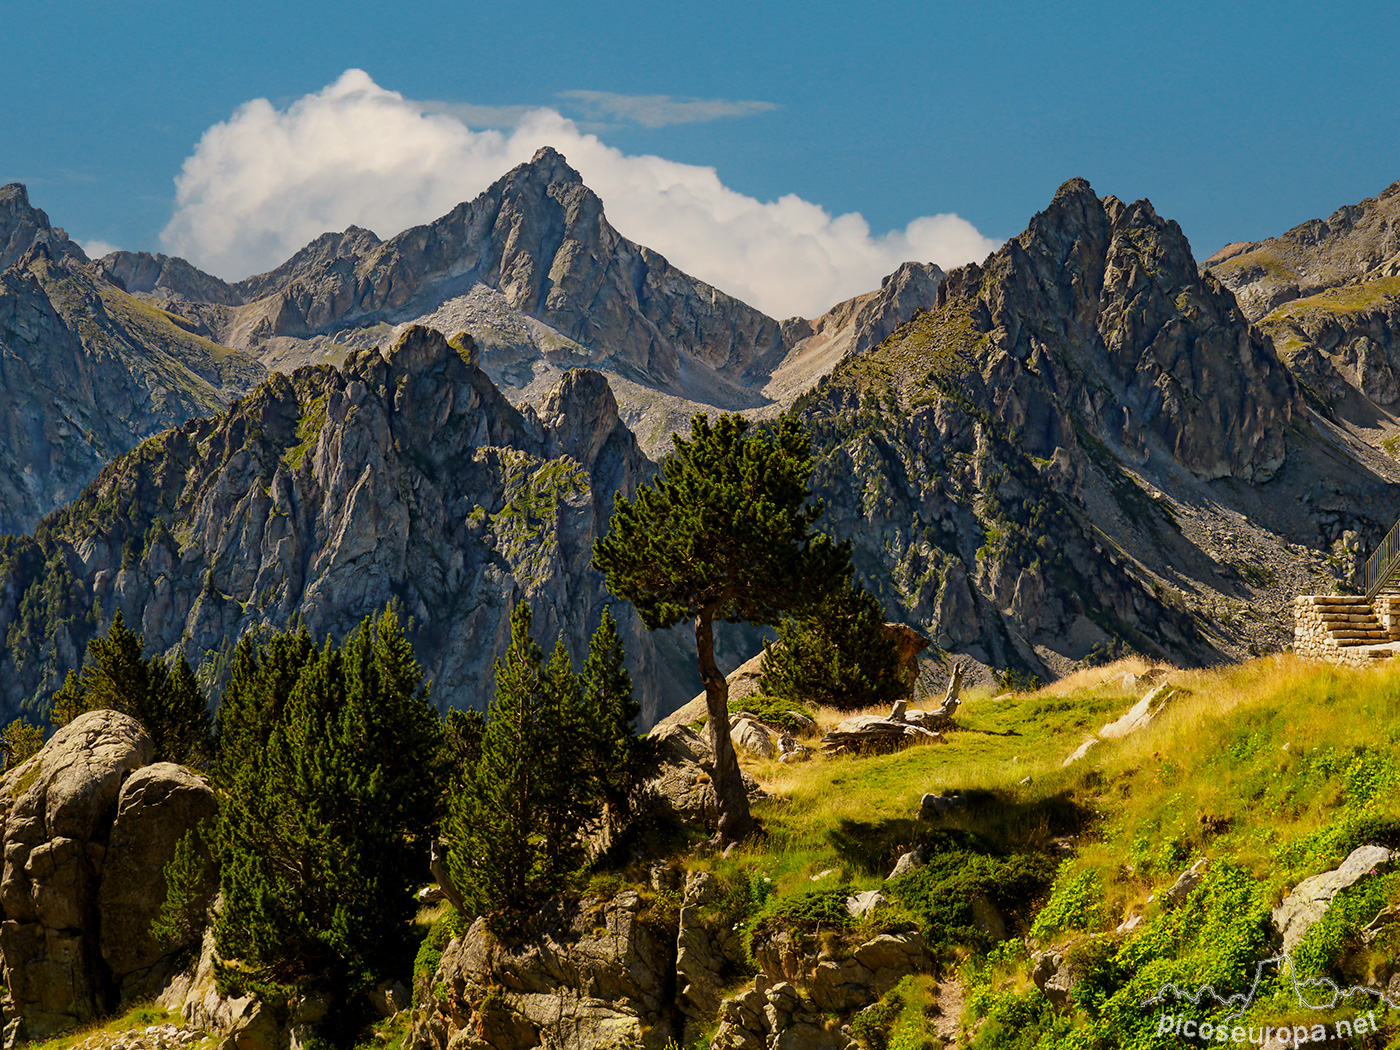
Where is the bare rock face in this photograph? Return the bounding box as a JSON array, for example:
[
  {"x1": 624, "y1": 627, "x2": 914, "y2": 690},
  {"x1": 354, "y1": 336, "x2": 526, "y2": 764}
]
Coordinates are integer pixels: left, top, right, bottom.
[
  {"x1": 1204, "y1": 179, "x2": 1400, "y2": 323},
  {"x1": 98, "y1": 763, "x2": 218, "y2": 1002},
  {"x1": 0, "y1": 326, "x2": 689, "y2": 726},
  {"x1": 410, "y1": 892, "x2": 673, "y2": 1050},
  {"x1": 1273, "y1": 844, "x2": 1395, "y2": 952},
  {"x1": 0, "y1": 183, "x2": 88, "y2": 272},
  {"x1": 638, "y1": 724, "x2": 766, "y2": 832},
  {"x1": 0, "y1": 710, "x2": 152, "y2": 1042},
  {"x1": 0, "y1": 224, "x2": 265, "y2": 536},
  {"x1": 794, "y1": 176, "x2": 1376, "y2": 682},
  {"x1": 712, "y1": 928, "x2": 930, "y2": 1050}
]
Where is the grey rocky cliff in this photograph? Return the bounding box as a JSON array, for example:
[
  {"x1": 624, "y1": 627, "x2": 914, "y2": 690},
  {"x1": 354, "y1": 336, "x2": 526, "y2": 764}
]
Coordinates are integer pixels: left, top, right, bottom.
[
  {"x1": 196, "y1": 148, "x2": 787, "y2": 395},
  {"x1": 0, "y1": 711, "x2": 214, "y2": 1044},
  {"x1": 1203, "y1": 178, "x2": 1400, "y2": 444},
  {"x1": 0, "y1": 325, "x2": 689, "y2": 726},
  {"x1": 0, "y1": 184, "x2": 88, "y2": 272},
  {"x1": 0, "y1": 206, "x2": 265, "y2": 536},
  {"x1": 1204, "y1": 179, "x2": 1400, "y2": 323},
  {"x1": 797, "y1": 178, "x2": 1400, "y2": 681}
]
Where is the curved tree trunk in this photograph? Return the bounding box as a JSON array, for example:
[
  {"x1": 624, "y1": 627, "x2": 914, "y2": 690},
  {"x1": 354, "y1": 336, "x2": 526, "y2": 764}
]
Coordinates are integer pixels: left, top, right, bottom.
[{"x1": 695, "y1": 608, "x2": 754, "y2": 843}]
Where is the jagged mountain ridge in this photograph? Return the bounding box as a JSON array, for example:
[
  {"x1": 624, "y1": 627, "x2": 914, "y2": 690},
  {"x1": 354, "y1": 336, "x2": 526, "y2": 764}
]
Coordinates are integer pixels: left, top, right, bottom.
[
  {"x1": 90, "y1": 149, "x2": 945, "y2": 456},
  {"x1": 0, "y1": 325, "x2": 697, "y2": 726},
  {"x1": 798, "y1": 178, "x2": 1400, "y2": 679},
  {"x1": 0, "y1": 189, "x2": 266, "y2": 536},
  {"x1": 1203, "y1": 180, "x2": 1400, "y2": 458}
]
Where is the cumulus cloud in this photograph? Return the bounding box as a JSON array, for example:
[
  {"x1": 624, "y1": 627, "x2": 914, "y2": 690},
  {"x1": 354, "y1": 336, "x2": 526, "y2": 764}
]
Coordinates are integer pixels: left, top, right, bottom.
[
  {"x1": 556, "y1": 90, "x2": 778, "y2": 128},
  {"x1": 161, "y1": 69, "x2": 1000, "y2": 319},
  {"x1": 78, "y1": 238, "x2": 121, "y2": 259}
]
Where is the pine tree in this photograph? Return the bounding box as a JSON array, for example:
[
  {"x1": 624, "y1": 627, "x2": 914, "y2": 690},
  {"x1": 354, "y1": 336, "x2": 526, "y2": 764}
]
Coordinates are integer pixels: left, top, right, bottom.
[
  {"x1": 49, "y1": 669, "x2": 96, "y2": 730},
  {"x1": 592, "y1": 412, "x2": 849, "y2": 841},
  {"x1": 213, "y1": 609, "x2": 447, "y2": 996},
  {"x1": 451, "y1": 601, "x2": 547, "y2": 914},
  {"x1": 581, "y1": 607, "x2": 639, "y2": 819},
  {"x1": 760, "y1": 573, "x2": 904, "y2": 710},
  {"x1": 0, "y1": 718, "x2": 43, "y2": 768},
  {"x1": 448, "y1": 602, "x2": 607, "y2": 917},
  {"x1": 50, "y1": 611, "x2": 212, "y2": 763}
]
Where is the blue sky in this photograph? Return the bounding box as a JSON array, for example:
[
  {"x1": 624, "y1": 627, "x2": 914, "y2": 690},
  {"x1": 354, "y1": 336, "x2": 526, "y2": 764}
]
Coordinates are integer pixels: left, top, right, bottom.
[{"x1": 3, "y1": 1, "x2": 1399, "y2": 316}]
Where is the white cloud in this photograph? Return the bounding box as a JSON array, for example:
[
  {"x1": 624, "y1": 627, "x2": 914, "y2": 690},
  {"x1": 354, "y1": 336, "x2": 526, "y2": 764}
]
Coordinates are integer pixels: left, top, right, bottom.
[
  {"x1": 161, "y1": 69, "x2": 1000, "y2": 319},
  {"x1": 79, "y1": 238, "x2": 120, "y2": 259},
  {"x1": 556, "y1": 90, "x2": 778, "y2": 128}
]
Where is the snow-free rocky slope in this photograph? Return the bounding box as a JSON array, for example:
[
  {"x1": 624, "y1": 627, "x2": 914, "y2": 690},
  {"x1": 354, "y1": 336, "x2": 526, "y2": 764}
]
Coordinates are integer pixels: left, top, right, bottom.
[
  {"x1": 0, "y1": 184, "x2": 265, "y2": 536},
  {"x1": 0, "y1": 325, "x2": 695, "y2": 725},
  {"x1": 94, "y1": 148, "x2": 944, "y2": 458},
  {"x1": 1204, "y1": 179, "x2": 1400, "y2": 457},
  {"x1": 798, "y1": 178, "x2": 1400, "y2": 680}
]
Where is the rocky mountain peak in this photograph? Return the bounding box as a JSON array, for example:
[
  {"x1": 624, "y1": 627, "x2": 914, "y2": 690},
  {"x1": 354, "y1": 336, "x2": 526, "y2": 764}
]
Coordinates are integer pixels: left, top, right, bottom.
[
  {"x1": 934, "y1": 177, "x2": 1296, "y2": 482},
  {"x1": 1204, "y1": 176, "x2": 1400, "y2": 320},
  {"x1": 0, "y1": 182, "x2": 87, "y2": 272}
]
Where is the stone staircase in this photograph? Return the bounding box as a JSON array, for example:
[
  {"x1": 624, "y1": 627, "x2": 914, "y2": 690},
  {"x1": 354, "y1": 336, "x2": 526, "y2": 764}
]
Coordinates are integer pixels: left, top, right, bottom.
[
  {"x1": 1294, "y1": 595, "x2": 1400, "y2": 666},
  {"x1": 1310, "y1": 596, "x2": 1392, "y2": 646}
]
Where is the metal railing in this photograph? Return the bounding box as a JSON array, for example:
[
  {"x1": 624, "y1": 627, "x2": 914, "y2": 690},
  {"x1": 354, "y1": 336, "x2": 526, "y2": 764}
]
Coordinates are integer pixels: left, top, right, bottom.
[{"x1": 1364, "y1": 515, "x2": 1400, "y2": 601}]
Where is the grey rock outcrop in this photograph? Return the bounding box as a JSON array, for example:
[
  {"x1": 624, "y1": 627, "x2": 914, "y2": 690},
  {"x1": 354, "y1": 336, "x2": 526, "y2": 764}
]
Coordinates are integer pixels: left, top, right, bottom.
[
  {"x1": 410, "y1": 892, "x2": 673, "y2": 1050},
  {"x1": 796, "y1": 175, "x2": 1398, "y2": 682},
  {"x1": 0, "y1": 183, "x2": 88, "y2": 272},
  {"x1": 1030, "y1": 945, "x2": 1080, "y2": 1008},
  {"x1": 0, "y1": 710, "x2": 153, "y2": 1041},
  {"x1": 1273, "y1": 844, "x2": 1395, "y2": 952},
  {"x1": 638, "y1": 724, "x2": 765, "y2": 832},
  {"x1": 0, "y1": 326, "x2": 690, "y2": 725},
  {"x1": 98, "y1": 763, "x2": 218, "y2": 1002},
  {"x1": 1204, "y1": 179, "x2": 1400, "y2": 323},
  {"x1": 712, "y1": 928, "x2": 929, "y2": 1050},
  {"x1": 0, "y1": 242, "x2": 265, "y2": 536}
]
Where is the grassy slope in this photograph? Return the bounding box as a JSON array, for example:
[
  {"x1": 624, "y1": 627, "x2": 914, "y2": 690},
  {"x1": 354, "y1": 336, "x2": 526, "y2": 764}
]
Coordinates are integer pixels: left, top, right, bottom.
[{"x1": 716, "y1": 656, "x2": 1400, "y2": 1048}]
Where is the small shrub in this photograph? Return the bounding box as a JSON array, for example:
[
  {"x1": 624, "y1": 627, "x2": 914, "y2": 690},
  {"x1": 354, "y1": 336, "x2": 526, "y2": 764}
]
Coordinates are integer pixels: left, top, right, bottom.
[
  {"x1": 1027, "y1": 866, "x2": 1102, "y2": 943},
  {"x1": 729, "y1": 694, "x2": 816, "y2": 735}
]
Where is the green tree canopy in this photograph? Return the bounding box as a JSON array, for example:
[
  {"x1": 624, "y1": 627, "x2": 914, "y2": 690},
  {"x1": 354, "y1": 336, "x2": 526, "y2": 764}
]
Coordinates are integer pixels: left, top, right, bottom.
[
  {"x1": 759, "y1": 572, "x2": 904, "y2": 710},
  {"x1": 449, "y1": 602, "x2": 641, "y2": 918},
  {"x1": 51, "y1": 610, "x2": 212, "y2": 764},
  {"x1": 593, "y1": 412, "x2": 849, "y2": 841},
  {"x1": 213, "y1": 607, "x2": 447, "y2": 999}
]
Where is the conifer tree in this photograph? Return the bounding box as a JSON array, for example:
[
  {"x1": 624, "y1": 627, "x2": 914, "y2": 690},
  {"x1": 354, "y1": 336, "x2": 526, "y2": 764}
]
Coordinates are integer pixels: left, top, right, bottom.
[
  {"x1": 49, "y1": 669, "x2": 96, "y2": 730},
  {"x1": 451, "y1": 601, "x2": 548, "y2": 913},
  {"x1": 593, "y1": 413, "x2": 849, "y2": 841},
  {"x1": 214, "y1": 608, "x2": 446, "y2": 996},
  {"x1": 581, "y1": 607, "x2": 639, "y2": 819},
  {"x1": 760, "y1": 573, "x2": 904, "y2": 710},
  {"x1": 448, "y1": 602, "x2": 611, "y2": 916},
  {"x1": 50, "y1": 610, "x2": 212, "y2": 763}
]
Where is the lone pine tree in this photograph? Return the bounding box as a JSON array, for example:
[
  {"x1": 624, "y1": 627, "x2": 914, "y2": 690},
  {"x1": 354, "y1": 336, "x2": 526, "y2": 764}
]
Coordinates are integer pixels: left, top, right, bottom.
[{"x1": 593, "y1": 412, "x2": 848, "y2": 842}]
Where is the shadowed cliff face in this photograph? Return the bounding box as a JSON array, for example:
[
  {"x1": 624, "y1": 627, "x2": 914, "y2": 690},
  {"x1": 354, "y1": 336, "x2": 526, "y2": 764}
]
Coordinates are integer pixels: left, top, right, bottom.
[
  {"x1": 0, "y1": 248, "x2": 265, "y2": 537},
  {"x1": 0, "y1": 326, "x2": 691, "y2": 726},
  {"x1": 1204, "y1": 180, "x2": 1400, "y2": 442},
  {"x1": 796, "y1": 179, "x2": 1389, "y2": 681}
]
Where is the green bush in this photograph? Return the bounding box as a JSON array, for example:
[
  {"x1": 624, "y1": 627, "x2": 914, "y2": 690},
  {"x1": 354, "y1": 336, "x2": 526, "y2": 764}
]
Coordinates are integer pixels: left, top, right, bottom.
[
  {"x1": 1027, "y1": 867, "x2": 1103, "y2": 943},
  {"x1": 759, "y1": 574, "x2": 904, "y2": 712},
  {"x1": 892, "y1": 848, "x2": 1055, "y2": 959},
  {"x1": 728, "y1": 694, "x2": 816, "y2": 735}
]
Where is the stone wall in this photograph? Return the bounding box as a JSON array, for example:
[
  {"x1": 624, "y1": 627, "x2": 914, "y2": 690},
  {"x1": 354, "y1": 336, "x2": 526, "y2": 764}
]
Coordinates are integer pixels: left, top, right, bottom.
[{"x1": 1293, "y1": 595, "x2": 1399, "y2": 668}]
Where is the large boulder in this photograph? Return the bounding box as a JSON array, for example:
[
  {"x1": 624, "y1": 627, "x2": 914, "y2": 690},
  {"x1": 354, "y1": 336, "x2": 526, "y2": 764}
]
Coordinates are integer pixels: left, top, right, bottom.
[
  {"x1": 410, "y1": 891, "x2": 674, "y2": 1050},
  {"x1": 1273, "y1": 844, "x2": 1396, "y2": 952},
  {"x1": 99, "y1": 763, "x2": 218, "y2": 1002},
  {"x1": 636, "y1": 724, "x2": 765, "y2": 832},
  {"x1": 0, "y1": 710, "x2": 152, "y2": 1042}
]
